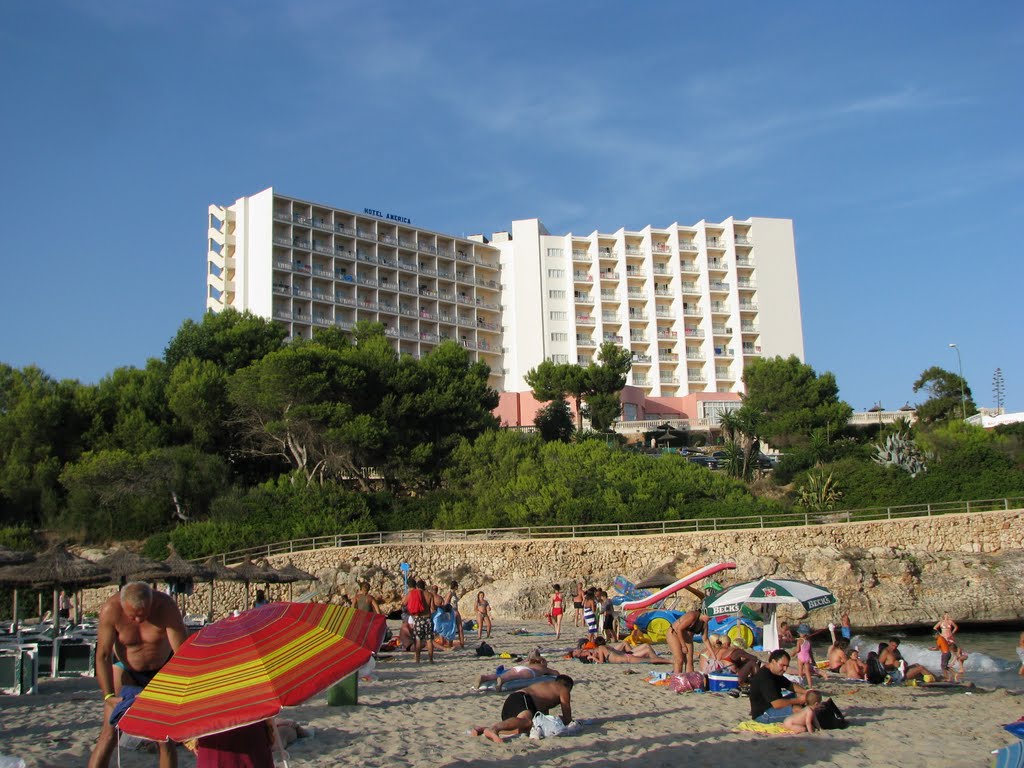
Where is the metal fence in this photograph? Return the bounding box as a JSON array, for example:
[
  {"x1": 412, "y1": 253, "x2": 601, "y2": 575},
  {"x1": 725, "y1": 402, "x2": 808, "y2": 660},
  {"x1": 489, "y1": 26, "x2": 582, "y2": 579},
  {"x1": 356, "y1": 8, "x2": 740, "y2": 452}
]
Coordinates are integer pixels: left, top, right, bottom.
[{"x1": 204, "y1": 496, "x2": 1024, "y2": 564}]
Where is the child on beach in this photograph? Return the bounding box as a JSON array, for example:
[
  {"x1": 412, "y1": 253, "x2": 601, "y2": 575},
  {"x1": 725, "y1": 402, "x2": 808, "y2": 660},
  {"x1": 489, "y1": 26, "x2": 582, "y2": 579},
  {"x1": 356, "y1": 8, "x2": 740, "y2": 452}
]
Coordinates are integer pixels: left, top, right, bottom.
[
  {"x1": 782, "y1": 690, "x2": 823, "y2": 734},
  {"x1": 795, "y1": 626, "x2": 815, "y2": 688},
  {"x1": 948, "y1": 642, "x2": 968, "y2": 682}
]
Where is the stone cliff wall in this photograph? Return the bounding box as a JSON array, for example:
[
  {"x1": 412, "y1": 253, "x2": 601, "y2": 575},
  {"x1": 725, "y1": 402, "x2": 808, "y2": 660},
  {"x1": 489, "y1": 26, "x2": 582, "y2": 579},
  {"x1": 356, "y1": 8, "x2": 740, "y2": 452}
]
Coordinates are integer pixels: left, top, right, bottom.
[{"x1": 87, "y1": 509, "x2": 1024, "y2": 629}]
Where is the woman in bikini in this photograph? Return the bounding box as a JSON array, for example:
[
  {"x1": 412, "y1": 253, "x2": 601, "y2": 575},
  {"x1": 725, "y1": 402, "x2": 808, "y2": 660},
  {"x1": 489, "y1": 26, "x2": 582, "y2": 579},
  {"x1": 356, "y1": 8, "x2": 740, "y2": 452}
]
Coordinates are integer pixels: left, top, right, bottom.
[
  {"x1": 475, "y1": 591, "x2": 492, "y2": 639},
  {"x1": 477, "y1": 650, "x2": 560, "y2": 689},
  {"x1": 550, "y1": 584, "x2": 565, "y2": 640}
]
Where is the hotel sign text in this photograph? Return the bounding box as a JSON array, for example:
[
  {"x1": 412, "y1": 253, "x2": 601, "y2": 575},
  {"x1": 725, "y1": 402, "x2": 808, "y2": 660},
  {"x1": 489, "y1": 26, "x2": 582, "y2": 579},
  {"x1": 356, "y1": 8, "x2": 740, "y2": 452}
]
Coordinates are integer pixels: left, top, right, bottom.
[{"x1": 364, "y1": 208, "x2": 411, "y2": 225}]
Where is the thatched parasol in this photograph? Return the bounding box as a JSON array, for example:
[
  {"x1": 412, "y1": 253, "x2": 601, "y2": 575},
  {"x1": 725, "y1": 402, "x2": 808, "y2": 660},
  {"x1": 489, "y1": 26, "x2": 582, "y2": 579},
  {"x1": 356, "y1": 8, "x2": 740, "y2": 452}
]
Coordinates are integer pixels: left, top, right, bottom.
[
  {"x1": 634, "y1": 558, "x2": 683, "y2": 590},
  {"x1": 229, "y1": 557, "x2": 282, "y2": 608},
  {"x1": 0, "y1": 546, "x2": 35, "y2": 631},
  {"x1": 274, "y1": 560, "x2": 318, "y2": 601},
  {"x1": 96, "y1": 548, "x2": 170, "y2": 587},
  {"x1": 201, "y1": 557, "x2": 245, "y2": 622}
]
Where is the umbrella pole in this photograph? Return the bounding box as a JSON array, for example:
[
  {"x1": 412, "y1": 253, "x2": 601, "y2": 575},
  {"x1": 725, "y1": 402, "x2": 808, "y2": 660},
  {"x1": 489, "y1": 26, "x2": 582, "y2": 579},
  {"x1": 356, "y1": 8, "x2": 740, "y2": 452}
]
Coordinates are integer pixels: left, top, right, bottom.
[
  {"x1": 51, "y1": 588, "x2": 60, "y2": 678},
  {"x1": 12, "y1": 588, "x2": 18, "y2": 635},
  {"x1": 38, "y1": 592, "x2": 42, "y2": 620}
]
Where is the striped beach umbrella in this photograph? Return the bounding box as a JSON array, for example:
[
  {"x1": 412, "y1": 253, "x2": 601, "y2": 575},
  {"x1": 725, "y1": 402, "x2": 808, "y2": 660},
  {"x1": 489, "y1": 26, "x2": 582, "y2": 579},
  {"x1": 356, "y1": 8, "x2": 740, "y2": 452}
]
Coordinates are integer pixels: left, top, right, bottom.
[
  {"x1": 117, "y1": 602, "x2": 386, "y2": 742},
  {"x1": 702, "y1": 577, "x2": 837, "y2": 618}
]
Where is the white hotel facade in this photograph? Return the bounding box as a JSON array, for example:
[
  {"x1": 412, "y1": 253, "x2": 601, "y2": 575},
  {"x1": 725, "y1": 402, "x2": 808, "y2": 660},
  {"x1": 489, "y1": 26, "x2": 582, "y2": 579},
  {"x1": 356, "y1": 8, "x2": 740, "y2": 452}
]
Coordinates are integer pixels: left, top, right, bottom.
[{"x1": 207, "y1": 188, "x2": 804, "y2": 425}]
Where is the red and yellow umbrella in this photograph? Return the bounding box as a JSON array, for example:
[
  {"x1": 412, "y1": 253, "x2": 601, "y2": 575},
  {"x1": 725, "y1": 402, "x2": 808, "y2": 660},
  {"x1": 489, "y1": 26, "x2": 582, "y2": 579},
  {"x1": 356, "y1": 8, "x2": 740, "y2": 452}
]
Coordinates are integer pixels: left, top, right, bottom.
[{"x1": 118, "y1": 602, "x2": 385, "y2": 742}]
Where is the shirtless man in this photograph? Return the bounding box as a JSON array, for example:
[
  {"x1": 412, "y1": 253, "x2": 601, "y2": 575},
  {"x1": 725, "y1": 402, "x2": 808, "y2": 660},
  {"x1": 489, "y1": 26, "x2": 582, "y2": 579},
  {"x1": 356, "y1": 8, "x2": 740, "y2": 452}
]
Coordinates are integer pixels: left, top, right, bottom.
[
  {"x1": 879, "y1": 638, "x2": 934, "y2": 681},
  {"x1": 469, "y1": 675, "x2": 574, "y2": 743},
  {"x1": 89, "y1": 582, "x2": 187, "y2": 768},
  {"x1": 667, "y1": 609, "x2": 706, "y2": 673}
]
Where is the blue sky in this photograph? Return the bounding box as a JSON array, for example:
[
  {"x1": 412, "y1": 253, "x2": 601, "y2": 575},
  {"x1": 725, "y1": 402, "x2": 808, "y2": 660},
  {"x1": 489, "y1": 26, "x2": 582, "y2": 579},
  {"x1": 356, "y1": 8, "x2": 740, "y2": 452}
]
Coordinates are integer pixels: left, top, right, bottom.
[{"x1": 2, "y1": 1, "x2": 1021, "y2": 415}]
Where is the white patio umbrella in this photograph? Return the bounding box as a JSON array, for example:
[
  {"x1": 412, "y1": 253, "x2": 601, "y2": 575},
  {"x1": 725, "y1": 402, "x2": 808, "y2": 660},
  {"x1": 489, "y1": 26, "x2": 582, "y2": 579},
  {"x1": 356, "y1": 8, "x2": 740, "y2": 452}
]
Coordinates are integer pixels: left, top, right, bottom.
[{"x1": 703, "y1": 577, "x2": 837, "y2": 653}]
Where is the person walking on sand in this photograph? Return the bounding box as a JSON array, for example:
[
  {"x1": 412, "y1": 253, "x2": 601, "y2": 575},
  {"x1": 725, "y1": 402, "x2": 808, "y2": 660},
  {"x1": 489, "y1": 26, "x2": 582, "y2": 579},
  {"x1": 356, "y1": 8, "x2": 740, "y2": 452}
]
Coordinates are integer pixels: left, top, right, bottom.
[
  {"x1": 550, "y1": 584, "x2": 565, "y2": 640},
  {"x1": 89, "y1": 582, "x2": 187, "y2": 768},
  {"x1": 795, "y1": 625, "x2": 815, "y2": 688},
  {"x1": 468, "y1": 675, "x2": 574, "y2": 743},
  {"x1": 447, "y1": 581, "x2": 465, "y2": 648},
  {"x1": 475, "y1": 591, "x2": 492, "y2": 639},
  {"x1": 582, "y1": 588, "x2": 598, "y2": 639},
  {"x1": 573, "y1": 581, "x2": 585, "y2": 628}
]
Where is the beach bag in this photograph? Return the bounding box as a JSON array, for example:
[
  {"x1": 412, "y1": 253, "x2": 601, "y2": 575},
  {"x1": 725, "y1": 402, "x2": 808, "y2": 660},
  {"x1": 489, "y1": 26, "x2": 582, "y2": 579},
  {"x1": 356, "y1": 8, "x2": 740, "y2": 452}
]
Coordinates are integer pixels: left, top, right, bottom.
[
  {"x1": 817, "y1": 698, "x2": 848, "y2": 730},
  {"x1": 531, "y1": 712, "x2": 567, "y2": 738},
  {"x1": 669, "y1": 672, "x2": 706, "y2": 692},
  {"x1": 475, "y1": 641, "x2": 495, "y2": 657}
]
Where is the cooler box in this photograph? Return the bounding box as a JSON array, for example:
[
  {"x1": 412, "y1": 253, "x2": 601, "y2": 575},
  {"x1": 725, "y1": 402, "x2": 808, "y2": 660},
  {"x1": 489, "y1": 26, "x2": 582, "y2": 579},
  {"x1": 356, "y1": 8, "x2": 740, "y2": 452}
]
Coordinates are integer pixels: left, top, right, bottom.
[
  {"x1": 708, "y1": 672, "x2": 739, "y2": 692},
  {"x1": 327, "y1": 673, "x2": 358, "y2": 705}
]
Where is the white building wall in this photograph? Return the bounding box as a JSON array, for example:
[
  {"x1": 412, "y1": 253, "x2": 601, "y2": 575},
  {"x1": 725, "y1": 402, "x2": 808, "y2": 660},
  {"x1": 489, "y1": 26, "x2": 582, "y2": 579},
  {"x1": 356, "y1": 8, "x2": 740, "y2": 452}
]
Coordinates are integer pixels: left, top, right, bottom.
[{"x1": 746, "y1": 217, "x2": 803, "y2": 361}]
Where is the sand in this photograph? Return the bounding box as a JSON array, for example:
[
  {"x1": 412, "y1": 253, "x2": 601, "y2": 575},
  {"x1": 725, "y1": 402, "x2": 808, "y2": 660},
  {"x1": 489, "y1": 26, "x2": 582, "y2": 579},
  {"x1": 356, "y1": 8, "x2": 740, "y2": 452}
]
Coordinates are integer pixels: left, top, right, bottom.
[{"x1": 2, "y1": 620, "x2": 1022, "y2": 768}]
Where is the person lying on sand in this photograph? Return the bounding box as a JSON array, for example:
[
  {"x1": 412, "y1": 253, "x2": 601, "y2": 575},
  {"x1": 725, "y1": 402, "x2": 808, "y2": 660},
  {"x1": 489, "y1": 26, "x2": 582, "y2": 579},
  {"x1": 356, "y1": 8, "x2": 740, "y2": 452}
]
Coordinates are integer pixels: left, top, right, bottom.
[
  {"x1": 468, "y1": 676, "x2": 574, "y2": 743},
  {"x1": 477, "y1": 650, "x2": 560, "y2": 689},
  {"x1": 583, "y1": 637, "x2": 672, "y2": 664}
]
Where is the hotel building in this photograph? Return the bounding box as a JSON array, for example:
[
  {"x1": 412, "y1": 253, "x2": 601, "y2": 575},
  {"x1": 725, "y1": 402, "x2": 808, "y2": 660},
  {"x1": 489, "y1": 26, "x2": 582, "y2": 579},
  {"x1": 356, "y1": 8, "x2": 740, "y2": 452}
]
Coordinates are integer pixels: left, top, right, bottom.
[{"x1": 207, "y1": 188, "x2": 804, "y2": 426}]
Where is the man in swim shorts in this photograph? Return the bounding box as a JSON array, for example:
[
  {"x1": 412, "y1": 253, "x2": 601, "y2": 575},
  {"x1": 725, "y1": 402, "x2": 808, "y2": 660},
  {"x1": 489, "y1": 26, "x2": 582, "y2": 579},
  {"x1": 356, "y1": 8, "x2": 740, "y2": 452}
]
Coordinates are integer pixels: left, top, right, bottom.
[
  {"x1": 89, "y1": 582, "x2": 187, "y2": 768},
  {"x1": 667, "y1": 609, "x2": 707, "y2": 673},
  {"x1": 469, "y1": 675, "x2": 574, "y2": 743}
]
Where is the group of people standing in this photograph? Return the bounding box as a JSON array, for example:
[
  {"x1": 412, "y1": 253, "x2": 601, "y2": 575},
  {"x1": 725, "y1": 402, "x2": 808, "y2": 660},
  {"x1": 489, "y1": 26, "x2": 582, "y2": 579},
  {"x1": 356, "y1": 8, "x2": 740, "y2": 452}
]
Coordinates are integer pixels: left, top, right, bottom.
[{"x1": 548, "y1": 582, "x2": 618, "y2": 642}]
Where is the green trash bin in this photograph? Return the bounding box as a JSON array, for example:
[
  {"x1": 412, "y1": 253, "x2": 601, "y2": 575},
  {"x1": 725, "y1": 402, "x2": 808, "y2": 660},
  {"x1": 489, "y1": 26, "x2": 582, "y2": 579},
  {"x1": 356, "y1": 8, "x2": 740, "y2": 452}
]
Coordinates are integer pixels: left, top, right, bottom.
[{"x1": 327, "y1": 674, "x2": 358, "y2": 706}]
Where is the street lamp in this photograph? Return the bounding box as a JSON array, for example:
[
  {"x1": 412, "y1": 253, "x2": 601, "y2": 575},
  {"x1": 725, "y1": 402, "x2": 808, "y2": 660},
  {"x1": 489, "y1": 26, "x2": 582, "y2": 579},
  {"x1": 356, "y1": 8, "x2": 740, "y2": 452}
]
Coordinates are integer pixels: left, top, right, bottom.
[{"x1": 948, "y1": 343, "x2": 966, "y2": 420}]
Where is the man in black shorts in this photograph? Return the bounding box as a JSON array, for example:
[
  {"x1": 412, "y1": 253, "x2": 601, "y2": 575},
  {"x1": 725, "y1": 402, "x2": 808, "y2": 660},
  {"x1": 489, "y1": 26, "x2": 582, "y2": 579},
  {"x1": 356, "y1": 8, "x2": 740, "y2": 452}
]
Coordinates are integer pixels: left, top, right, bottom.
[{"x1": 469, "y1": 675, "x2": 574, "y2": 743}]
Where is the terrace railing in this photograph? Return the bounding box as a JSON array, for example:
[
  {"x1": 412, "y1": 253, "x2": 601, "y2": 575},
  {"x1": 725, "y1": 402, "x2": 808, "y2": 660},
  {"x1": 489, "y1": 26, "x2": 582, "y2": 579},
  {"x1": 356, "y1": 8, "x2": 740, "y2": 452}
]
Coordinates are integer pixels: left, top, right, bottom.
[{"x1": 203, "y1": 496, "x2": 1023, "y2": 564}]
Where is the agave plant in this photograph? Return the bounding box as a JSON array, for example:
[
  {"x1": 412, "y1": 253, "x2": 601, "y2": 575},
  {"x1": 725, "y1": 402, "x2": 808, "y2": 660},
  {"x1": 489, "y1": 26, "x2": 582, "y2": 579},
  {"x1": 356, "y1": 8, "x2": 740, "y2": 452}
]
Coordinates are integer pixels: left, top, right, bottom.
[
  {"x1": 873, "y1": 431, "x2": 927, "y2": 477},
  {"x1": 797, "y1": 469, "x2": 843, "y2": 512}
]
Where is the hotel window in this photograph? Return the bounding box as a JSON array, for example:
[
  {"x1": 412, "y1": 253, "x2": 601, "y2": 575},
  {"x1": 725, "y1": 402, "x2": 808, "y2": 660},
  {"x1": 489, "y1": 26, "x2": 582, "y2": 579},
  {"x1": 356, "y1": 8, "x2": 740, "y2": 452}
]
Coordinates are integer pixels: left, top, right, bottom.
[
  {"x1": 547, "y1": 269, "x2": 564, "y2": 279},
  {"x1": 546, "y1": 248, "x2": 564, "y2": 259},
  {"x1": 550, "y1": 311, "x2": 568, "y2": 320},
  {"x1": 551, "y1": 332, "x2": 568, "y2": 342},
  {"x1": 549, "y1": 354, "x2": 569, "y2": 363},
  {"x1": 549, "y1": 290, "x2": 566, "y2": 299}
]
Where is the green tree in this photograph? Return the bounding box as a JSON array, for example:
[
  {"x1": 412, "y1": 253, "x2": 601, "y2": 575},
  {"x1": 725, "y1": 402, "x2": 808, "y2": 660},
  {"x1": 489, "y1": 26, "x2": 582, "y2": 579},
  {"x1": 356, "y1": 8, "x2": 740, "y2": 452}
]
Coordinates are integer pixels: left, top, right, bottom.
[
  {"x1": 84, "y1": 361, "x2": 172, "y2": 453},
  {"x1": 164, "y1": 308, "x2": 287, "y2": 373},
  {"x1": 797, "y1": 469, "x2": 843, "y2": 512},
  {"x1": 166, "y1": 357, "x2": 229, "y2": 452},
  {"x1": 534, "y1": 397, "x2": 575, "y2": 442},
  {"x1": 738, "y1": 355, "x2": 852, "y2": 448},
  {"x1": 912, "y1": 366, "x2": 977, "y2": 425},
  {"x1": 526, "y1": 342, "x2": 631, "y2": 432}
]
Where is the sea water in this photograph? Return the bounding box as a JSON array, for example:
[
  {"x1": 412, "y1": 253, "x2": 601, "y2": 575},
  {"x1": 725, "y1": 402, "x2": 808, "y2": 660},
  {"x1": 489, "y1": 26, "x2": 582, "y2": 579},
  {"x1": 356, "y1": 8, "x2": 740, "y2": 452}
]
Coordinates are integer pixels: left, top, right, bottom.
[{"x1": 848, "y1": 629, "x2": 1023, "y2": 690}]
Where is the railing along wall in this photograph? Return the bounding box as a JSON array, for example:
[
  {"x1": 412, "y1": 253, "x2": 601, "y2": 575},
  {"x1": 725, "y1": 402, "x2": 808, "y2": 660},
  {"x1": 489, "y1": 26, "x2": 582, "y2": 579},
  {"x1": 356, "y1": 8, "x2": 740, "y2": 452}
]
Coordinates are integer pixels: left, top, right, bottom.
[{"x1": 205, "y1": 496, "x2": 1024, "y2": 565}]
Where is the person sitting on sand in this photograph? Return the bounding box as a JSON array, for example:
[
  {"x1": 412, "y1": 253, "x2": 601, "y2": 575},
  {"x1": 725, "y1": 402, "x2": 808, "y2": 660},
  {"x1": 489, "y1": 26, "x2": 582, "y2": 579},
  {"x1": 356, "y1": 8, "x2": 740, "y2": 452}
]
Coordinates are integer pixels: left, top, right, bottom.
[
  {"x1": 879, "y1": 638, "x2": 935, "y2": 681},
  {"x1": 584, "y1": 636, "x2": 672, "y2": 664},
  {"x1": 778, "y1": 621, "x2": 795, "y2": 647},
  {"x1": 1017, "y1": 632, "x2": 1024, "y2": 677},
  {"x1": 748, "y1": 649, "x2": 810, "y2": 724},
  {"x1": 707, "y1": 635, "x2": 761, "y2": 685},
  {"x1": 826, "y1": 637, "x2": 850, "y2": 673},
  {"x1": 469, "y1": 675, "x2": 574, "y2": 743},
  {"x1": 478, "y1": 650, "x2": 560, "y2": 690},
  {"x1": 782, "y1": 690, "x2": 824, "y2": 734},
  {"x1": 840, "y1": 648, "x2": 867, "y2": 679}
]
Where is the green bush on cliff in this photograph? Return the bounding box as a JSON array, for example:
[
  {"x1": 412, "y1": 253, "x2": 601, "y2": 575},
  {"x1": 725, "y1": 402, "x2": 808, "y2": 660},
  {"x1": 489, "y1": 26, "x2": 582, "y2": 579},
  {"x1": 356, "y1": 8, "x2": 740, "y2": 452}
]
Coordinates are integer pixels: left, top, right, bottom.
[{"x1": 434, "y1": 430, "x2": 783, "y2": 529}]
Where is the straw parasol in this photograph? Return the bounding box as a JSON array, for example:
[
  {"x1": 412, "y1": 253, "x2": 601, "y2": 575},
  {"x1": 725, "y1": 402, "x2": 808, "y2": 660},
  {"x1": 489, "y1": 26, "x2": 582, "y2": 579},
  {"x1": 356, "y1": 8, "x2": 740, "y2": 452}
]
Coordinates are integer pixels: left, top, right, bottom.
[
  {"x1": 96, "y1": 548, "x2": 170, "y2": 587},
  {"x1": 134, "y1": 544, "x2": 211, "y2": 614},
  {"x1": 274, "y1": 560, "x2": 317, "y2": 601},
  {"x1": 229, "y1": 557, "x2": 281, "y2": 608},
  {"x1": 0, "y1": 546, "x2": 35, "y2": 631},
  {"x1": 201, "y1": 556, "x2": 245, "y2": 622}
]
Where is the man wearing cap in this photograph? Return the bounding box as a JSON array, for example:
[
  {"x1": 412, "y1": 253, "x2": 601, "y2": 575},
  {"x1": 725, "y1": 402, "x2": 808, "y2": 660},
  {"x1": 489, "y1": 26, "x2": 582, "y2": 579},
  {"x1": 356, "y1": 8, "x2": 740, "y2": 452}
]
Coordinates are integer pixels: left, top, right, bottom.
[{"x1": 89, "y1": 581, "x2": 187, "y2": 768}]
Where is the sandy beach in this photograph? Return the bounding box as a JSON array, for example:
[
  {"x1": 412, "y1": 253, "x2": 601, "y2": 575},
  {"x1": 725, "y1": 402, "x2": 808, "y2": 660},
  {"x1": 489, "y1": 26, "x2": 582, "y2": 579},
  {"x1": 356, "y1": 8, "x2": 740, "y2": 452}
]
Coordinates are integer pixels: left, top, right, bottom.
[{"x1": 2, "y1": 619, "x2": 1022, "y2": 768}]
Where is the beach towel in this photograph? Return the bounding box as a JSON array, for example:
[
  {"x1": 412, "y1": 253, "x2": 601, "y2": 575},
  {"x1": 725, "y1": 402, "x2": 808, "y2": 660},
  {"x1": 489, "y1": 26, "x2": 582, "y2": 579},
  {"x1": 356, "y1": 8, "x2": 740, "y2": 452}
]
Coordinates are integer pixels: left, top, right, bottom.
[
  {"x1": 994, "y1": 740, "x2": 1024, "y2": 768},
  {"x1": 734, "y1": 721, "x2": 790, "y2": 734}
]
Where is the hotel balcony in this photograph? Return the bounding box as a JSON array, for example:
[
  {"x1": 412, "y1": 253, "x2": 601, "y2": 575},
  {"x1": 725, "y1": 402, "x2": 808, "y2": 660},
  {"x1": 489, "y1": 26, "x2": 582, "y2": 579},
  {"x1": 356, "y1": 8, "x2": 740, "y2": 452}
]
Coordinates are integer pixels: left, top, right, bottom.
[
  {"x1": 577, "y1": 336, "x2": 596, "y2": 346},
  {"x1": 659, "y1": 353, "x2": 680, "y2": 362},
  {"x1": 734, "y1": 236, "x2": 753, "y2": 246},
  {"x1": 576, "y1": 315, "x2": 596, "y2": 325},
  {"x1": 743, "y1": 345, "x2": 763, "y2": 356},
  {"x1": 739, "y1": 302, "x2": 759, "y2": 312},
  {"x1": 574, "y1": 272, "x2": 593, "y2": 282},
  {"x1": 706, "y1": 239, "x2": 726, "y2": 250},
  {"x1": 679, "y1": 241, "x2": 698, "y2": 252},
  {"x1": 657, "y1": 330, "x2": 679, "y2": 340},
  {"x1": 572, "y1": 250, "x2": 591, "y2": 262},
  {"x1": 600, "y1": 272, "x2": 620, "y2": 281}
]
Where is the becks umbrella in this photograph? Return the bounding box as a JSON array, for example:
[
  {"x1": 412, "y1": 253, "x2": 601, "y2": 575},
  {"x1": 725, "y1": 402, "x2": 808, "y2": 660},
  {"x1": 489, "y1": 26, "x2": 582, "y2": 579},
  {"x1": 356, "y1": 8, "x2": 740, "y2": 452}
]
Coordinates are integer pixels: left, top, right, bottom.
[
  {"x1": 702, "y1": 577, "x2": 837, "y2": 618},
  {"x1": 117, "y1": 602, "x2": 386, "y2": 743}
]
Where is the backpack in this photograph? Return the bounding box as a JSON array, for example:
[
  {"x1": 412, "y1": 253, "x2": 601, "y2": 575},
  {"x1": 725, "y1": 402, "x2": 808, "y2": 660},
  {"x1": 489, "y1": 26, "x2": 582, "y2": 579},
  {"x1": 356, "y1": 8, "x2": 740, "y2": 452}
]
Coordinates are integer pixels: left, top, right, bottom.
[
  {"x1": 816, "y1": 698, "x2": 848, "y2": 730},
  {"x1": 475, "y1": 641, "x2": 495, "y2": 657},
  {"x1": 406, "y1": 588, "x2": 425, "y2": 614}
]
